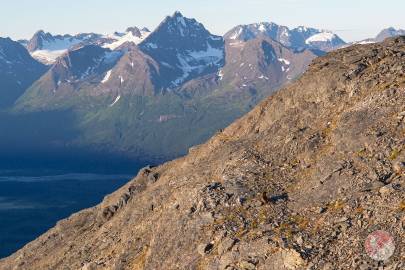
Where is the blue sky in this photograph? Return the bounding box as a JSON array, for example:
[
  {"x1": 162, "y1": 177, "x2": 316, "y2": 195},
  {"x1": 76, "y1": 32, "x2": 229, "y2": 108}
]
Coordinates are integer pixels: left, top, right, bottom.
[{"x1": 1, "y1": 0, "x2": 404, "y2": 42}]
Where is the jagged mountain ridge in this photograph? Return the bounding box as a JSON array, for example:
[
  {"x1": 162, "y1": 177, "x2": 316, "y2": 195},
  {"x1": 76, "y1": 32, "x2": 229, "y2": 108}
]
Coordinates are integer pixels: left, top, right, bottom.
[
  {"x1": 27, "y1": 30, "x2": 107, "y2": 64},
  {"x1": 2, "y1": 36, "x2": 404, "y2": 270},
  {"x1": 139, "y1": 11, "x2": 225, "y2": 89},
  {"x1": 27, "y1": 30, "x2": 103, "y2": 52},
  {"x1": 23, "y1": 15, "x2": 347, "y2": 66},
  {"x1": 18, "y1": 12, "x2": 316, "y2": 109},
  {"x1": 21, "y1": 16, "x2": 405, "y2": 67},
  {"x1": 224, "y1": 22, "x2": 346, "y2": 52},
  {"x1": 25, "y1": 27, "x2": 150, "y2": 64}
]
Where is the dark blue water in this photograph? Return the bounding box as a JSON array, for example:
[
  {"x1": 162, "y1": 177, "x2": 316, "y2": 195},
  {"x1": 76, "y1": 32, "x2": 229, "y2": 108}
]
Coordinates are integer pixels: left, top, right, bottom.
[
  {"x1": 0, "y1": 110, "x2": 156, "y2": 258},
  {"x1": 0, "y1": 171, "x2": 135, "y2": 259}
]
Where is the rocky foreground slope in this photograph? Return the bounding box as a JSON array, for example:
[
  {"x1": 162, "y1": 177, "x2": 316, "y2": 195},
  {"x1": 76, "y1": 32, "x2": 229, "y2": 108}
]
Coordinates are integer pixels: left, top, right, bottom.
[{"x1": 2, "y1": 37, "x2": 405, "y2": 269}]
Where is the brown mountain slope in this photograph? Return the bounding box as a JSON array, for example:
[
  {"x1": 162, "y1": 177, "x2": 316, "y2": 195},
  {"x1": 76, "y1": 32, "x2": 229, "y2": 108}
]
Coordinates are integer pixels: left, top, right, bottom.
[
  {"x1": 220, "y1": 36, "x2": 317, "y2": 90},
  {"x1": 2, "y1": 37, "x2": 405, "y2": 270}
]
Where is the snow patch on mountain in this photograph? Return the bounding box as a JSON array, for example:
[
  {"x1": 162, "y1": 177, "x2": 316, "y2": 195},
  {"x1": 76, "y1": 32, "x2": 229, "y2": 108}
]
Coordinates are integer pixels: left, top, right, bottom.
[
  {"x1": 229, "y1": 27, "x2": 243, "y2": 40},
  {"x1": 31, "y1": 50, "x2": 66, "y2": 64},
  {"x1": 41, "y1": 37, "x2": 83, "y2": 51},
  {"x1": 305, "y1": 32, "x2": 336, "y2": 44},
  {"x1": 282, "y1": 29, "x2": 289, "y2": 37},
  {"x1": 109, "y1": 95, "x2": 121, "y2": 107},
  {"x1": 119, "y1": 75, "x2": 124, "y2": 84},
  {"x1": 160, "y1": 62, "x2": 172, "y2": 68},
  {"x1": 101, "y1": 70, "x2": 112, "y2": 83},
  {"x1": 258, "y1": 24, "x2": 267, "y2": 32},
  {"x1": 278, "y1": 58, "x2": 290, "y2": 65},
  {"x1": 103, "y1": 30, "x2": 150, "y2": 50},
  {"x1": 29, "y1": 35, "x2": 88, "y2": 64},
  {"x1": 173, "y1": 55, "x2": 194, "y2": 86},
  {"x1": 187, "y1": 43, "x2": 223, "y2": 63},
  {"x1": 177, "y1": 16, "x2": 187, "y2": 27},
  {"x1": 356, "y1": 40, "x2": 375, "y2": 45},
  {"x1": 173, "y1": 43, "x2": 224, "y2": 86},
  {"x1": 217, "y1": 69, "x2": 224, "y2": 80}
]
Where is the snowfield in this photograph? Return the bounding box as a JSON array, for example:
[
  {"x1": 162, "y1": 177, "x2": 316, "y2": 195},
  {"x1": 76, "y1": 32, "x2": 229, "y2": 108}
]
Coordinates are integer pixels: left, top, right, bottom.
[
  {"x1": 173, "y1": 42, "x2": 224, "y2": 86},
  {"x1": 109, "y1": 95, "x2": 121, "y2": 107},
  {"x1": 30, "y1": 30, "x2": 148, "y2": 64},
  {"x1": 103, "y1": 30, "x2": 150, "y2": 50},
  {"x1": 306, "y1": 32, "x2": 336, "y2": 44},
  {"x1": 101, "y1": 70, "x2": 112, "y2": 83},
  {"x1": 31, "y1": 50, "x2": 67, "y2": 64}
]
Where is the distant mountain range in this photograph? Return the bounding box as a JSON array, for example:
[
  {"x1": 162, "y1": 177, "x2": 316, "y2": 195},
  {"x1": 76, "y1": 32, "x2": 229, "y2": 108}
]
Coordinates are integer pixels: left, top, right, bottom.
[
  {"x1": 224, "y1": 23, "x2": 345, "y2": 52},
  {"x1": 22, "y1": 27, "x2": 151, "y2": 64},
  {"x1": 1, "y1": 12, "x2": 404, "y2": 163},
  {"x1": 354, "y1": 27, "x2": 405, "y2": 44},
  {"x1": 375, "y1": 27, "x2": 405, "y2": 42}
]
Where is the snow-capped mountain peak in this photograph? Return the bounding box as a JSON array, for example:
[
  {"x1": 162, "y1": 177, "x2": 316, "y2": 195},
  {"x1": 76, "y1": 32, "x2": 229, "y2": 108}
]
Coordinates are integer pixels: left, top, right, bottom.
[
  {"x1": 154, "y1": 11, "x2": 206, "y2": 38},
  {"x1": 27, "y1": 30, "x2": 106, "y2": 64},
  {"x1": 125, "y1": 26, "x2": 142, "y2": 37},
  {"x1": 224, "y1": 22, "x2": 346, "y2": 52},
  {"x1": 27, "y1": 27, "x2": 150, "y2": 64},
  {"x1": 140, "y1": 12, "x2": 225, "y2": 88},
  {"x1": 27, "y1": 30, "x2": 100, "y2": 52},
  {"x1": 226, "y1": 23, "x2": 283, "y2": 41}
]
